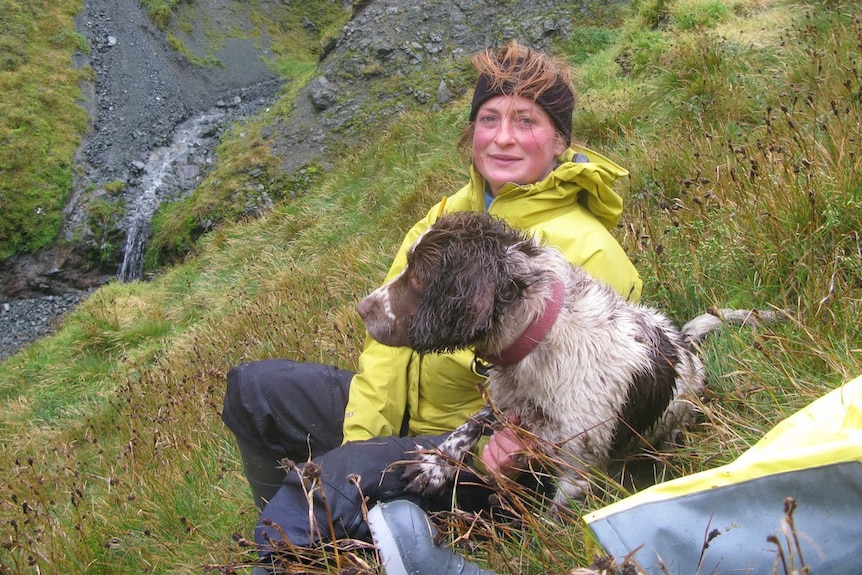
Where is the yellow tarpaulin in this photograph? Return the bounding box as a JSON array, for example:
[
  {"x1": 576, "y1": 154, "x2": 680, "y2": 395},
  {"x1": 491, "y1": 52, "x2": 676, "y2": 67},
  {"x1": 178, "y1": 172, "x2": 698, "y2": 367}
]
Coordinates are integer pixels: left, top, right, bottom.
[{"x1": 584, "y1": 374, "x2": 862, "y2": 574}]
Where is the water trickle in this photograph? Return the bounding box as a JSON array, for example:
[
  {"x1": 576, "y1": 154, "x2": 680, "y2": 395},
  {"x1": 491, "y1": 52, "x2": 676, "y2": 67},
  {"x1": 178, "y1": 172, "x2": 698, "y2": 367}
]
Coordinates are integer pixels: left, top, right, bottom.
[{"x1": 117, "y1": 110, "x2": 224, "y2": 282}]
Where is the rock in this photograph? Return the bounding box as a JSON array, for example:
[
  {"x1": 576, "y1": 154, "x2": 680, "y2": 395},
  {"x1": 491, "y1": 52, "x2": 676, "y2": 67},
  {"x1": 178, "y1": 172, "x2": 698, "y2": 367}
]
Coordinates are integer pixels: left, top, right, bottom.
[
  {"x1": 308, "y1": 76, "x2": 338, "y2": 111},
  {"x1": 176, "y1": 164, "x2": 200, "y2": 181},
  {"x1": 0, "y1": 290, "x2": 92, "y2": 360},
  {"x1": 301, "y1": 16, "x2": 316, "y2": 33},
  {"x1": 436, "y1": 80, "x2": 453, "y2": 105}
]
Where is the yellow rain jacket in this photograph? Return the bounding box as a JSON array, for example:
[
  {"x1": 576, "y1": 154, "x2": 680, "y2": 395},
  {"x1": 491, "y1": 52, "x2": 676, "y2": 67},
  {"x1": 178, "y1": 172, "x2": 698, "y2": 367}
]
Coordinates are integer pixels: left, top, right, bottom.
[{"x1": 343, "y1": 146, "x2": 643, "y2": 442}]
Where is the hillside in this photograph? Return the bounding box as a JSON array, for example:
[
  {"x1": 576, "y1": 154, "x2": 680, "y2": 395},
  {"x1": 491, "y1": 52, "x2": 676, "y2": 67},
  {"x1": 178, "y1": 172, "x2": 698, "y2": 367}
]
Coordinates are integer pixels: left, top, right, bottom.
[
  {"x1": 0, "y1": 0, "x2": 593, "y2": 357},
  {"x1": 1, "y1": 0, "x2": 861, "y2": 574},
  {"x1": 0, "y1": 0, "x2": 584, "y2": 298},
  {"x1": 0, "y1": 0, "x2": 315, "y2": 295}
]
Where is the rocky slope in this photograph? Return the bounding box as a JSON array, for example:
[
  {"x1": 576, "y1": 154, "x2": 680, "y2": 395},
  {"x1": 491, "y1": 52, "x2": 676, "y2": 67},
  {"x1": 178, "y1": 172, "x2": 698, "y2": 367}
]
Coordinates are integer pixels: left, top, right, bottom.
[
  {"x1": 0, "y1": 0, "x2": 584, "y2": 358},
  {"x1": 0, "y1": 0, "x2": 284, "y2": 299}
]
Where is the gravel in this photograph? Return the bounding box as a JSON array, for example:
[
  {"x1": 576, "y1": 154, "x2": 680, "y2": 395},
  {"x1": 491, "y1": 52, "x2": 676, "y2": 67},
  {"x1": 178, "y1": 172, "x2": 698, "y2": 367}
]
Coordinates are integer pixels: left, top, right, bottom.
[{"x1": 0, "y1": 292, "x2": 92, "y2": 361}]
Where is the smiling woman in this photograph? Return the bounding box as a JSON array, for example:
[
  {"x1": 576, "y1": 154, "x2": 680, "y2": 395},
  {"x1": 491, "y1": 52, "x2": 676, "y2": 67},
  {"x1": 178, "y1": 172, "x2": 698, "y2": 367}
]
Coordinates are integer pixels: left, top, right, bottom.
[
  {"x1": 221, "y1": 38, "x2": 643, "y2": 573},
  {"x1": 467, "y1": 43, "x2": 574, "y2": 194},
  {"x1": 471, "y1": 95, "x2": 567, "y2": 193}
]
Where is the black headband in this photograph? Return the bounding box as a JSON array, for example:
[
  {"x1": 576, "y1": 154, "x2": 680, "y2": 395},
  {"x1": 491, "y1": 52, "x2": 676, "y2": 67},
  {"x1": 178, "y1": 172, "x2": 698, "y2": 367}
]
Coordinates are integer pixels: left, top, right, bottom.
[{"x1": 468, "y1": 73, "x2": 575, "y2": 144}]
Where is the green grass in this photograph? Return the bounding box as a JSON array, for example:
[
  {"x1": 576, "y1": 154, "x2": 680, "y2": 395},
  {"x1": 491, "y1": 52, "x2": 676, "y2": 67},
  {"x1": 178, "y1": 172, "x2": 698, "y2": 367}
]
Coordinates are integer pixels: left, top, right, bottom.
[
  {"x1": 0, "y1": 0, "x2": 89, "y2": 259},
  {"x1": 2, "y1": 0, "x2": 862, "y2": 573}
]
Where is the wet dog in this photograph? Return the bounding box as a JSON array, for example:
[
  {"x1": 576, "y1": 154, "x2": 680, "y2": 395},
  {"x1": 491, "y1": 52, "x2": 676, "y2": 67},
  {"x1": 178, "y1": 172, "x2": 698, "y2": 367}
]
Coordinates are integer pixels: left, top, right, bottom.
[{"x1": 356, "y1": 211, "x2": 774, "y2": 506}]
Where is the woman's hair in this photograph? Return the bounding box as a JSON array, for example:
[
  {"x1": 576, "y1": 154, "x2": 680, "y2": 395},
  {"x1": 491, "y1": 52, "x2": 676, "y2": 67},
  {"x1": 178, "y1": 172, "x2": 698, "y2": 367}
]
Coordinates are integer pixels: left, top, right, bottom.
[{"x1": 459, "y1": 39, "x2": 577, "y2": 155}]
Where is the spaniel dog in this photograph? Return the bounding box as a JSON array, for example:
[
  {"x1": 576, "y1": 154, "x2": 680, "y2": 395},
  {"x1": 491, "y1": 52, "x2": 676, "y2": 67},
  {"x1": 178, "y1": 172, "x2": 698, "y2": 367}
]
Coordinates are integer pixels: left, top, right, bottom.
[{"x1": 356, "y1": 211, "x2": 776, "y2": 507}]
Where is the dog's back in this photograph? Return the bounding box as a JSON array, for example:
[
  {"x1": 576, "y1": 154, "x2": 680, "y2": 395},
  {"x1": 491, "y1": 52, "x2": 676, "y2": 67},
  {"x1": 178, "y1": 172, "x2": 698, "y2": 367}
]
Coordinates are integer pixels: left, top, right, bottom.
[{"x1": 480, "y1": 246, "x2": 707, "y2": 503}]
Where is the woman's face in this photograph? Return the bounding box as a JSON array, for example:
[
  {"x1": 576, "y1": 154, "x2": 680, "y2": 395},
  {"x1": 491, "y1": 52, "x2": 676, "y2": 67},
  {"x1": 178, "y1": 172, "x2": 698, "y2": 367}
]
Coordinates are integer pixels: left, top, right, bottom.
[{"x1": 472, "y1": 94, "x2": 567, "y2": 195}]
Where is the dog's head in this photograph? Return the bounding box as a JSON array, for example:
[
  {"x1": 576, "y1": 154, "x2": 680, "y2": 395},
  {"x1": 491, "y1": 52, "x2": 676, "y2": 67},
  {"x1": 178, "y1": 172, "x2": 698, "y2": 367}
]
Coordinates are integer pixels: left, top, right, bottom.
[{"x1": 356, "y1": 212, "x2": 539, "y2": 353}]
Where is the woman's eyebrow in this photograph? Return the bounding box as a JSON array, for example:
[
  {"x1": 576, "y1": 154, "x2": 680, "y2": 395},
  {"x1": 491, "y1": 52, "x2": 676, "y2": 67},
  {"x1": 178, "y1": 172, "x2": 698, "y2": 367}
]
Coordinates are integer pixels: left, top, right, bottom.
[{"x1": 483, "y1": 103, "x2": 539, "y2": 115}]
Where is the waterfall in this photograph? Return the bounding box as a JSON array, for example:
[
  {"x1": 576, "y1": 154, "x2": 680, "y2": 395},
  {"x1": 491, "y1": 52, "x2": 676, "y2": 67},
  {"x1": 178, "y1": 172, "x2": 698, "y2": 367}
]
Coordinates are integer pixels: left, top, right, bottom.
[
  {"x1": 117, "y1": 110, "x2": 223, "y2": 282},
  {"x1": 117, "y1": 188, "x2": 158, "y2": 282}
]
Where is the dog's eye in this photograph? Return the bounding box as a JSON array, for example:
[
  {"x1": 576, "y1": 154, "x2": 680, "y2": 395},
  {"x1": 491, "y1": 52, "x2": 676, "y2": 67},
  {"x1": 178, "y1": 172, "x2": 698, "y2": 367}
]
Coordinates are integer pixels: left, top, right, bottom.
[{"x1": 409, "y1": 274, "x2": 425, "y2": 293}]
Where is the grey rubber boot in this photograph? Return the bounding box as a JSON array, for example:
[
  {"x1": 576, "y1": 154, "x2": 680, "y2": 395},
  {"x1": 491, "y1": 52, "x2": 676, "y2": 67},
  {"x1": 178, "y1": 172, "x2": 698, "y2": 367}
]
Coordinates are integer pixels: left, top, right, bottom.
[
  {"x1": 367, "y1": 499, "x2": 498, "y2": 575},
  {"x1": 236, "y1": 439, "x2": 287, "y2": 511}
]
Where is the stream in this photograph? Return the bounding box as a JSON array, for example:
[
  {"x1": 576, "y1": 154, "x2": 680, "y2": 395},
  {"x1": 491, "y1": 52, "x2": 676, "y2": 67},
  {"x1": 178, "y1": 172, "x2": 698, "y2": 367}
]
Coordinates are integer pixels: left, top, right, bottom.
[{"x1": 117, "y1": 109, "x2": 225, "y2": 282}]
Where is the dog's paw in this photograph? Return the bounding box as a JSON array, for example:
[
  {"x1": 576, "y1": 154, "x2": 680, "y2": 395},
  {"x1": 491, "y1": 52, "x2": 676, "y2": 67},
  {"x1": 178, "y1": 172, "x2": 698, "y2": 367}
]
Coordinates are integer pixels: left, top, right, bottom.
[
  {"x1": 552, "y1": 474, "x2": 590, "y2": 509},
  {"x1": 401, "y1": 453, "x2": 453, "y2": 496}
]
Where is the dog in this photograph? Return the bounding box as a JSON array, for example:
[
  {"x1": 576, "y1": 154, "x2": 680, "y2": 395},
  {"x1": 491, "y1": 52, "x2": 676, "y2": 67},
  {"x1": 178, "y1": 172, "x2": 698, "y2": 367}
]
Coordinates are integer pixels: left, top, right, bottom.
[{"x1": 356, "y1": 211, "x2": 777, "y2": 507}]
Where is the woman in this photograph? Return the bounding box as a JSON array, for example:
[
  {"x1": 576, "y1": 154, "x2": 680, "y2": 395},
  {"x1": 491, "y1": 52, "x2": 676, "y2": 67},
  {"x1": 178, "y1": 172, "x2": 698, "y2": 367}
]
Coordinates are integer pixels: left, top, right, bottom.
[{"x1": 221, "y1": 39, "x2": 642, "y2": 569}]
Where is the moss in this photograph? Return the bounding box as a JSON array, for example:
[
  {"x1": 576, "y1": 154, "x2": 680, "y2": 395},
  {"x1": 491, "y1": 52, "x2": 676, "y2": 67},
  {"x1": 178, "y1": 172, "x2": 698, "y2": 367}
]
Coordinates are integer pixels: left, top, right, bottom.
[{"x1": 103, "y1": 180, "x2": 127, "y2": 195}]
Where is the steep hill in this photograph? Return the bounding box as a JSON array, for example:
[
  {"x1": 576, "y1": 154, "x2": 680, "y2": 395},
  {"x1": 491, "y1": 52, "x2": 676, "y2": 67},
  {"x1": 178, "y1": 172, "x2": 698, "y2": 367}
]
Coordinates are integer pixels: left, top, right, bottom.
[{"x1": 1, "y1": 1, "x2": 860, "y2": 573}]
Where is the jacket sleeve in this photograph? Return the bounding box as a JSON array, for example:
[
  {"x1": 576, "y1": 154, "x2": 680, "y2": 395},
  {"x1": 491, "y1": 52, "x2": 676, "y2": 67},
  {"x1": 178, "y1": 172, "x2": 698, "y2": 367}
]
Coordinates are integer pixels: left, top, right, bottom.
[
  {"x1": 341, "y1": 201, "x2": 444, "y2": 443},
  {"x1": 342, "y1": 338, "x2": 414, "y2": 441}
]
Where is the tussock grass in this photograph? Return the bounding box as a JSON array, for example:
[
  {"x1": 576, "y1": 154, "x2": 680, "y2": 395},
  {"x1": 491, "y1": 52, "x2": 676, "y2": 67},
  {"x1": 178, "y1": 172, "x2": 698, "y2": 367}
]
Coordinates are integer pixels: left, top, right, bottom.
[{"x1": 1, "y1": 1, "x2": 861, "y2": 574}]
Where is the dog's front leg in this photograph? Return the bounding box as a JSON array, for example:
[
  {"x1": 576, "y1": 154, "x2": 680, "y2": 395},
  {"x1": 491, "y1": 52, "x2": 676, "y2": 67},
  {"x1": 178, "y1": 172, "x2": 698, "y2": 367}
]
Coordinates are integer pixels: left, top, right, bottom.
[
  {"x1": 552, "y1": 472, "x2": 591, "y2": 509},
  {"x1": 548, "y1": 442, "x2": 600, "y2": 510},
  {"x1": 402, "y1": 405, "x2": 494, "y2": 496}
]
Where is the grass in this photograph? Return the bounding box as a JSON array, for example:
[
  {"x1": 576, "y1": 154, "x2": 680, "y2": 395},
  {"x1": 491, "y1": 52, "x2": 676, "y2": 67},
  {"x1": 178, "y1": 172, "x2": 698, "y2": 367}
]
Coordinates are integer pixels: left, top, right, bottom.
[
  {"x1": 0, "y1": 0, "x2": 89, "y2": 259},
  {"x1": 2, "y1": 0, "x2": 861, "y2": 573}
]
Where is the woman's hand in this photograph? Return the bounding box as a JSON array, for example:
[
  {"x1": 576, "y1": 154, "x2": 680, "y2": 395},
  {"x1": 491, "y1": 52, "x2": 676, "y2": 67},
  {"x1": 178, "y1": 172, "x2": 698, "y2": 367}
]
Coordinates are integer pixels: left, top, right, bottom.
[{"x1": 480, "y1": 413, "x2": 529, "y2": 478}]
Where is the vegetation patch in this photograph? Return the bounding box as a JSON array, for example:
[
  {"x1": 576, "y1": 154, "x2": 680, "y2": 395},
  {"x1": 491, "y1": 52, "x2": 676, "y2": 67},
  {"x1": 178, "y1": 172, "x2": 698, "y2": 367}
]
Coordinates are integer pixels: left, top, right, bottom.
[{"x1": 0, "y1": 0, "x2": 90, "y2": 259}]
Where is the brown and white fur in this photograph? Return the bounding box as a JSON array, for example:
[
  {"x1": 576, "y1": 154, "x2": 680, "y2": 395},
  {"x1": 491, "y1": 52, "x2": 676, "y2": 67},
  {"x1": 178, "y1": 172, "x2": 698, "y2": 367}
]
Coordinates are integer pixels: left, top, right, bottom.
[{"x1": 356, "y1": 211, "x2": 777, "y2": 507}]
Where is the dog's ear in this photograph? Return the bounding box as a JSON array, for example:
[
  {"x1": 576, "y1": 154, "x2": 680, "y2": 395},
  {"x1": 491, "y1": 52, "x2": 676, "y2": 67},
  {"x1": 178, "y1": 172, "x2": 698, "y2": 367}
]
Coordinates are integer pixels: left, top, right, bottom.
[{"x1": 407, "y1": 260, "x2": 498, "y2": 353}]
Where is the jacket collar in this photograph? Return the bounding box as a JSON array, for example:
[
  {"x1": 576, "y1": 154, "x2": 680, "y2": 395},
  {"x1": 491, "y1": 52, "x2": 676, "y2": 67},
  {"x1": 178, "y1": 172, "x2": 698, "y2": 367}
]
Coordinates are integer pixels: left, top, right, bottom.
[{"x1": 472, "y1": 145, "x2": 628, "y2": 230}]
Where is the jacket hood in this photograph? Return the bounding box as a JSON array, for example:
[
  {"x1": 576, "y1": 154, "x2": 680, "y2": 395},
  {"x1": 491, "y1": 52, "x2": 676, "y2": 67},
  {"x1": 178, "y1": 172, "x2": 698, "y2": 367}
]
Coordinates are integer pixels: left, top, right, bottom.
[{"x1": 470, "y1": 145, "x2": 629, "y2": 230}]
